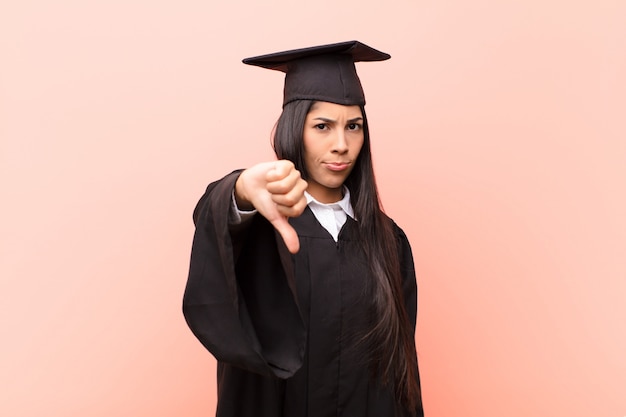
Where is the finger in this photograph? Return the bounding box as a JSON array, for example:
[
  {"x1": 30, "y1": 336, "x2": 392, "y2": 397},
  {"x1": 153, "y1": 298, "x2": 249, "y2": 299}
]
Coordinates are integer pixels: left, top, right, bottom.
[
  {"x1": 271, "y1": 178, "x2": 307, "y2": 206},
  {"x1": 266, "y1": 168, "x2": 301, "y2": 195},
  {"x1": 270, "y1": 216, "x2": 300, "y2": 254},
  {"x1": 265, "y1": 170, "x2": 307, "y2": 195},
  {"x1": 266, "y1": 160, "x2": 294, "y2": 183},
  {"x1": 275, "y1": 195, "x2": 307, "y2": 218}
]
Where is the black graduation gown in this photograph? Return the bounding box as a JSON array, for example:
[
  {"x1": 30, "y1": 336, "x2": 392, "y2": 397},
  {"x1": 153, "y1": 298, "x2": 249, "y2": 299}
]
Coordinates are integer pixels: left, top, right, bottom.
[{"x1": 183, "y1": 171, "x2": 424, "y2": 417}]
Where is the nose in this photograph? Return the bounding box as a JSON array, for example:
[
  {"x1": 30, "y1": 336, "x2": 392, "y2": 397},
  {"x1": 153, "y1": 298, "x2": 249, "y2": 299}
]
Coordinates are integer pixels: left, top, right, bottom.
[{"x1": 331, "y1": 130, "x2": 348, "y2": 154}]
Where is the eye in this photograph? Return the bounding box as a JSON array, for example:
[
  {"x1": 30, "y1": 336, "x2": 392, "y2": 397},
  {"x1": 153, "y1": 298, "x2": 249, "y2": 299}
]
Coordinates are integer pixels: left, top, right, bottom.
[
  {"x1": 314, "y1": 123, "x2": 328, "y2": 130},
  {"x1": 347, "y1": 123, "x2": 362, "y2": 131}
]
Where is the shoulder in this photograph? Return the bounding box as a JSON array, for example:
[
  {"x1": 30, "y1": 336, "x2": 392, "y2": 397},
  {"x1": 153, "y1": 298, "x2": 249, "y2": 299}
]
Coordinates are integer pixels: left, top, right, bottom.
[
  {"x1": 192, "y1": 169, "x2": 244, "y2": 225},
  {"x1": 380, "y1": 212, "x2": 411, "y2": 245},
  {"x1": 381, "y1": 213, "x2": 416, "y2": 274}
]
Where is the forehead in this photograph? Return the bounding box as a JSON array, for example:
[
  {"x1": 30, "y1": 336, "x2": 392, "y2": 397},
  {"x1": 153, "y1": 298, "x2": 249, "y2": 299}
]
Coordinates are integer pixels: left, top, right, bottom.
[{"x1": 307, "y1": 101, "x2": 363, "y2": 118}]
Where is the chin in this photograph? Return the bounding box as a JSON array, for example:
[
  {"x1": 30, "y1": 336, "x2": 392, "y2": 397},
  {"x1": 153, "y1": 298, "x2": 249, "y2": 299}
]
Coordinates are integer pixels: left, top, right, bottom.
[{"x1": 322, "y1": 179, "x2": 346, "y2": 190}]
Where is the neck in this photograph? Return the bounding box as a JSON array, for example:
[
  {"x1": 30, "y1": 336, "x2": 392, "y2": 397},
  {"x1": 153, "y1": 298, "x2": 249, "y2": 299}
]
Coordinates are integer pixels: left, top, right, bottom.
[{"x1": 306, "y1": 184, "x2": 343, "y2": 204}]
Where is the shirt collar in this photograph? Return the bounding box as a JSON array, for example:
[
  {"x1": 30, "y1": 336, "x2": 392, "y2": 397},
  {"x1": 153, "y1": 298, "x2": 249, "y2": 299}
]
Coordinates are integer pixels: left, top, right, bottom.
[{"x1": 305, "y1": 187, "x2": 355, "y2": 219}]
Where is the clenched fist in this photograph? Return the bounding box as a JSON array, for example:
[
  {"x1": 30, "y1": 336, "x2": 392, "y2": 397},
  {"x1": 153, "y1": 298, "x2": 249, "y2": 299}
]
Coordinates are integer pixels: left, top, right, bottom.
[{"x1": 235, "y1": 160, "x2": 308, "y2": 253}]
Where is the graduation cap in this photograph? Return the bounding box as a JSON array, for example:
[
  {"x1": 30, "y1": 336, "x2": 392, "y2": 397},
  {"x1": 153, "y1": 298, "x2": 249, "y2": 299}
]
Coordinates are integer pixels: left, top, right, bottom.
[{"x1": 243, "y1": 40, "x2": 390, "y2": 107}]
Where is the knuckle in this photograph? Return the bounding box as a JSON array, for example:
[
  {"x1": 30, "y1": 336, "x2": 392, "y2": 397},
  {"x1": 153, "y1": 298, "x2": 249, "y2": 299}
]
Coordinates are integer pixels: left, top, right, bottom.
[
  {"x1": 277, "y1": 159, "x2": 293, "y2": 172},
  {"x1": 283, "y1": 194, "x2": 299, "y2": 206}
]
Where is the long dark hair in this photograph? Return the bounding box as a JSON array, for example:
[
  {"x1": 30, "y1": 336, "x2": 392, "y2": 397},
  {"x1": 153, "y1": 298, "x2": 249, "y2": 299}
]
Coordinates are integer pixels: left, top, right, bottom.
[{"x1": 273, "y1": 99, "x2": 420, "y2": 410}]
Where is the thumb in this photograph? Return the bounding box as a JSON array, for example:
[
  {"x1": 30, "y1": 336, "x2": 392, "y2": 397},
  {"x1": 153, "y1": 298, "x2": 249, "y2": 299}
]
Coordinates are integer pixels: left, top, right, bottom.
[{"x1": 269, "y1": 216, "x2": 300, "y2": 254}]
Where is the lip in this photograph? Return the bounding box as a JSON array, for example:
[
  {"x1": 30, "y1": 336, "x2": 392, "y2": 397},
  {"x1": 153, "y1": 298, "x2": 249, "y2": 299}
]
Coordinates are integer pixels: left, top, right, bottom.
[{"x1": 324, "y1": 162, "x2": 350, "y2": 172}]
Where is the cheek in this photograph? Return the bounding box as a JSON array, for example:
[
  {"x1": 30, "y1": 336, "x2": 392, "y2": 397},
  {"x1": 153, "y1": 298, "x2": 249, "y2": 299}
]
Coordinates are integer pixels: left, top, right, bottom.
[
  {"x1": 302, "y1": 147, "x2": 317, "y2": 175},
  {"x1": 353, "y1": 136, "x2": 365, "y2": 155},
  {"x1": 303, "y1": 138, "x2": 321, "y2": 161},
  {"x1": 302, "y1": 134, "x2": 314, "y2": 157}
]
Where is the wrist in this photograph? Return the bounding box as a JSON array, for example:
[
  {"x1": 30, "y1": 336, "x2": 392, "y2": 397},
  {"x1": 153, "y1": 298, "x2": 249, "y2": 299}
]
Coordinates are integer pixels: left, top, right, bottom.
[{"x1": 235, "y1": 173, "x2": 254, "y2": 211}]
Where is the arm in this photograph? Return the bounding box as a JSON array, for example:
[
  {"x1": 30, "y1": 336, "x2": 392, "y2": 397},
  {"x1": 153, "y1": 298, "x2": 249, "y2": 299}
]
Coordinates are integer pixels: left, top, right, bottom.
[{"x1": 183, "y1": 169, "x2": 306, "y2": 378}]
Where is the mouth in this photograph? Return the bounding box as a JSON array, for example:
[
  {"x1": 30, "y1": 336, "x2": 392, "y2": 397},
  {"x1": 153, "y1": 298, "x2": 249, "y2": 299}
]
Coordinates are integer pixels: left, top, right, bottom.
[{"x1": 324, "y1": 162, "x2": 351, "y2": 172}]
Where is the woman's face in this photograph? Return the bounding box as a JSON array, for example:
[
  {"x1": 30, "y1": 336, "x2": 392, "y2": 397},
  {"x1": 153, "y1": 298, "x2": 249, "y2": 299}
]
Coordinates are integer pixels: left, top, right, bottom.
[{"x1": 302, "y1": 101, "x2": 364, "y2": 203}]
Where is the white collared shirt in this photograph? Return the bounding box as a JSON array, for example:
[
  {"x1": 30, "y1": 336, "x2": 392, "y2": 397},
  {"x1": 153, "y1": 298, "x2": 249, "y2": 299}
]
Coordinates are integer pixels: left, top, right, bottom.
[
  {"x1": 304, "y1": 188, "x2": 354, "y2": 241},
  {"x1": 230, "y1": 187, "x2": 355, "y2": 242}
]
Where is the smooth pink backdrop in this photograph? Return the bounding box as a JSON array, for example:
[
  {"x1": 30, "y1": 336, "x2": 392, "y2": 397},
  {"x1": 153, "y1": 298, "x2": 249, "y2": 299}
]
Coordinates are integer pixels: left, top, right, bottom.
[{"x1": 1, "y1": 1, "x2": 625, "y2": 416}]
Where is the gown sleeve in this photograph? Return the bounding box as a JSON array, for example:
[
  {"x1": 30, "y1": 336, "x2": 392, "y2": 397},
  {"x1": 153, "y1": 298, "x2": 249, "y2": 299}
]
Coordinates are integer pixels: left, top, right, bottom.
[
  {"x1": 395, "y1": 224, "x2": 425, "y2": 417},
  {"x1": 182, "y1": 171, "x2": 306, "y2": 379}
]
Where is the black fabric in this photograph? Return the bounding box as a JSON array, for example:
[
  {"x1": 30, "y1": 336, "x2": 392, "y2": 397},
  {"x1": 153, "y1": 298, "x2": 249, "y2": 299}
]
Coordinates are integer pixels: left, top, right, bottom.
[
  {"x1": 242, "y1": 40, "x2": 390, "y2": 106},
  {"x1": 183, "y1": 171, "x2": 424, "y2": 417}
]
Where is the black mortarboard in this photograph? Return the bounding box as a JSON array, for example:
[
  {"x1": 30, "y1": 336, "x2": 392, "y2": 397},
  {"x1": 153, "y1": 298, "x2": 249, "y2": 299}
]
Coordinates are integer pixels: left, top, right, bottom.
[{"x1": 243, "y1": 40, "x2": 390, "y2": 107}]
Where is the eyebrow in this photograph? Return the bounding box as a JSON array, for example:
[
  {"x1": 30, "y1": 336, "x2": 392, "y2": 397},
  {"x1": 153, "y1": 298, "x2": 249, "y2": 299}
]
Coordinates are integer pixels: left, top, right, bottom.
[{"x1": 312, "y1": 117, "x2": 364, "y2": 123}]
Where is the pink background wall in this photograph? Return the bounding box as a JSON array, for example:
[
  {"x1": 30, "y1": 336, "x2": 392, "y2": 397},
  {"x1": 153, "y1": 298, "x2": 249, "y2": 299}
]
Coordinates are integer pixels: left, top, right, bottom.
[{"x1": 1, "y1": 1, "x2": 624, "y2": 416}]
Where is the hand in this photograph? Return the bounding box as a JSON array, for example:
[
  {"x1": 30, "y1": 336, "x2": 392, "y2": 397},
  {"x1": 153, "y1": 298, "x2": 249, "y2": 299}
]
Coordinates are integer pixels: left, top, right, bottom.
[{"x1": 235, "y1": 160, "x2": 308, "y2": 253}]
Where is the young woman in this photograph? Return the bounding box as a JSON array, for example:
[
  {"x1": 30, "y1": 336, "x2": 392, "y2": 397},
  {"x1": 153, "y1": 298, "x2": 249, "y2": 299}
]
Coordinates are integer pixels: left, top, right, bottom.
[{"x1": 183, "y1": 41, "x2": 424, "y2": 417}]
